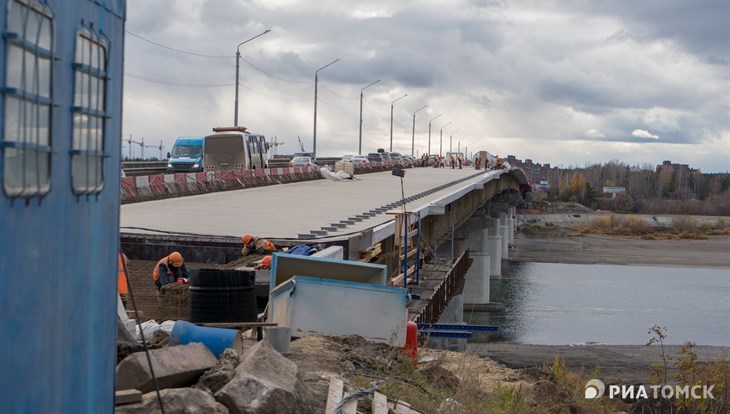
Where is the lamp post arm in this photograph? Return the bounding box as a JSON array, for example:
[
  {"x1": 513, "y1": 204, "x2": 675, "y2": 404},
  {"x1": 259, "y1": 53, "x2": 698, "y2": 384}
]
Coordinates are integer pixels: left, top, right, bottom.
[{"x1": 234, "y1": 29, "x2": 271, "y2": 126}]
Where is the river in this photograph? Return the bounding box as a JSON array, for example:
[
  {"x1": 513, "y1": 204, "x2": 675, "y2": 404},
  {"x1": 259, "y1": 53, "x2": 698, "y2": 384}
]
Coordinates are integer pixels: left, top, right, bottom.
[{"x1": 466, "y1": 262, "x2": 730, "y2": 346}]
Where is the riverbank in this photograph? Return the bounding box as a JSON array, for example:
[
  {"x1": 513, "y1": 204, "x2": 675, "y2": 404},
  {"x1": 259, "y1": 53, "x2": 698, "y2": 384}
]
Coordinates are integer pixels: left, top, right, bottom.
[
  {"x1": 467, "y1": 343, "x2": 729, "y2": 384},
  {"x1": 465, "y1": 212, "x2": 730, "y2": 384},
  {"x1": 511, "y1": 213, "x2": 730, "y2": 268}
]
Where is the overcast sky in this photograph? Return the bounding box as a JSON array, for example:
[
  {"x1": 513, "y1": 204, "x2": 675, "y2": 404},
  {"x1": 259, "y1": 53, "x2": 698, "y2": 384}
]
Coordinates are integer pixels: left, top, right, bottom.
[{"x1": 123, "y1": 0, "x2": 729, "y2": 172}]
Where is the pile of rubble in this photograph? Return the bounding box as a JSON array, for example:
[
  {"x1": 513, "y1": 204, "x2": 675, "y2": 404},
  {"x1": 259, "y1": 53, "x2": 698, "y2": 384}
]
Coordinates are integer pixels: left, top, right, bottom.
[{"x1": 115, "y1": 339, "x2": 313, "y2": 414}]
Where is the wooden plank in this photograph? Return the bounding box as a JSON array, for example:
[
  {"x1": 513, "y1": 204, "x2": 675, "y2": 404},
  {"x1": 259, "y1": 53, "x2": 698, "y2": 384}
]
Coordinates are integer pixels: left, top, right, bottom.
[
  {"x1": 395, "y1": 400, "x2": 412, "y2": 414},
  {"x1": 325, "y1": 377, "x2": 344, "y2": 414},
  {"x1": 341, "y1": 397, "x2": 357, "y2": 414},
  {"x1": 372, "y1": 391, "x2": 389, "y2": 414},
  {"x1": 391, "y1": 265, "x2": 416, "y2": 286}
]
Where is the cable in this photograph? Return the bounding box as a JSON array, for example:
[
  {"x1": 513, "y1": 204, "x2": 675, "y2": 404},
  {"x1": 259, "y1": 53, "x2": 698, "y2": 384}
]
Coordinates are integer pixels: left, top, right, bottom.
[
  {"x1": 127, "y1": 31, "x2": 312, "y2": 85},
  {"x1": 333, "y1": 384, "x2": 380, "y2": 414},
  {"x1": 126, "y1": 30, "x2": 231, "y2": 59},
  {"x1": 125, "y1": 72, "x2": 234, "y2": 88},
  {"x1": 124, "y1": 94, "x2": 229, "y2": 110},
  {"x1": 318, "y1": 80, "x2": 358, "y2": 100},
  {"x1": 240, "y1": 56, "x2": 311, "y2": 84},
  {"x1": 120, "y1": 255, "x2": 166, "y2": 414}
]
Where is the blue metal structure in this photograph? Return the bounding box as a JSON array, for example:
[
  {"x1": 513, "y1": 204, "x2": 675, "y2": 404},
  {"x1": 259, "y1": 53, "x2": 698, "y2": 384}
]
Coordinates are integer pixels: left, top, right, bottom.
[{"x1": 0, "y1": 0, "x2": 126, "y2": 412}]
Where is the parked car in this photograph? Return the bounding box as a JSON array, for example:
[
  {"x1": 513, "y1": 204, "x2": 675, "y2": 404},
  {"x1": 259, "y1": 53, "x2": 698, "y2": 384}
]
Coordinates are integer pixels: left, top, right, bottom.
[
  {"x1": 349, "y1": 155, "x2": 369, "y2": 165},
  {"x1": 389, "y1": 152, "x2": 402, "y2": 162},
  {"x1": 367, "y1": 152, "x2": 384, "y2": 163},
  {"x1": 289, "y1": 156, "x2": 316, "y2": 168},
  {"x1": 340, "y1": 154, "x2": 354, "y2": 162}
]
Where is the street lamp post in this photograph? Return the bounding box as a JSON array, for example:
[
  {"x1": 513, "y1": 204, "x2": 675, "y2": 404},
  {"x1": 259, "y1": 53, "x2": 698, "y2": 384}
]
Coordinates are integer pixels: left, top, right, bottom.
[
  {"x1": 459, "y1": 135, "x2": 468, "y2": 154},
  {"x1": 439, "y1": 121, "x2": 452, "y2": 156},
  {"x1": 359, "y1": 79, "x2": 380, "y2": 155},
  {"x1": 313, "y1": 59, "x2": 340, "y2": 162},
  {"x1": 234, "y1": 29, "x2": 271, "y2": 126},
  {"x1": 411, "y1": 105, "x2": 427, "y2": 157},
  {"x1": 390, "y1": 94, "x2": 408, "y2": 152},
  {"x1": 449, "y1": 128, "x2": 460, "y2": 154},
  {"x1": 428, "y1": 114, "x2": 441, "y2": 156}
]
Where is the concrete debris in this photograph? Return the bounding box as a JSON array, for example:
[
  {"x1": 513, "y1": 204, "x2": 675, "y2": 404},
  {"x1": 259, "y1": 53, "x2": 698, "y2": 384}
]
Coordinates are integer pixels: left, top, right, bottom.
[
  {"x1": 116, "y1": 343, "x2": 217, "y2": 393},
  {"x1": 117, "y1": 341, "x2": 144, "y2": 365},
  {"x1": 215, "y1": 341, "x2": 313, "y2": 414},
  {"x1": 114, "y1": 389, "x2": 142, "y2": 406},
  {"x1": 114, "y1": 388, "x2": 228, "y2": 414},
  {"x1": 194, "y1": 348, "x2": 241, "y2": 394}
]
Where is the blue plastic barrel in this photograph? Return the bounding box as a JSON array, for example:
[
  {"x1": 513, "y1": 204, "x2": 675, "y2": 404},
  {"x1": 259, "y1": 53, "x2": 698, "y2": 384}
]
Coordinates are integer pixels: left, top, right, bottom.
[{"x1": 169, "y1": 320, "x2": 242, "y2": 358}]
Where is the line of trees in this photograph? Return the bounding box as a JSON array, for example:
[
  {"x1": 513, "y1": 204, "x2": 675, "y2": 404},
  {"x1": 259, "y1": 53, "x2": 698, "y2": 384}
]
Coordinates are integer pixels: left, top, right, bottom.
[{"x1": 535, "y1": 161, "x2": 730, "y2": 216}]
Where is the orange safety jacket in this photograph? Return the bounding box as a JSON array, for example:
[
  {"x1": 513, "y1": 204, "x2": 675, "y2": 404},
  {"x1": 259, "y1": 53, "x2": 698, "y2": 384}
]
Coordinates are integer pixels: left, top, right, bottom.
[
  {"x1": 117, "y1": 253, "x2": 128, "y2": 295},
  {"x1": 152, "y1": 256, "x2": 173, "y2": 289}
]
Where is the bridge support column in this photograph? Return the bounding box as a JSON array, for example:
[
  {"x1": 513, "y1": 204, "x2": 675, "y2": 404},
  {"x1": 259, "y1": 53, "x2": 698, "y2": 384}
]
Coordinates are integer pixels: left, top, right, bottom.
[
  {"x1": 462, "y1": 227, "x2": 490, "y2": 305},
  {"x1": 427, "y1": 293, "x2": 467, "y2": 352},
  {"x1": 487, "y1": 219, "x2": 502, "y2": 279},
  {"x1": 508, "y1": 207, "x2": 516, "y2": 246},
  {"x1": 453, "y1": 215, "x2": 496, "y2": 305},
  {"x1": 498, "y1": 212, "x2": 509, "y2": 259}
]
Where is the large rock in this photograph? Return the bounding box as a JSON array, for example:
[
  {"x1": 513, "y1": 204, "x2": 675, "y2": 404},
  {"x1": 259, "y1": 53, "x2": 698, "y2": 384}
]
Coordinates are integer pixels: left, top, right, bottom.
[
  {"x1": 115, "y1": 388, "x2": 228, "y2": 414},
  {"x1": 215, "y1": 341, "x2": 312, "y2": 414},
  {"x1": 194, "y1": 348, "x2": 240, "y2": 394},
  {"x1": 116, "y1": 343, "x2": 217, "y2": 393}
]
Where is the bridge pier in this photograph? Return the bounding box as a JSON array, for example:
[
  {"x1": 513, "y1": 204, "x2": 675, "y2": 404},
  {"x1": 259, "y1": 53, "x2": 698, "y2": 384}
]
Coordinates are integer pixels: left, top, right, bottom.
[
  {"x1": 507, "y1": 207, "x2": 516, "y2": 247},
  {"x1": 497, "y1": 212, "x2": 509, "y2": 259},
  {"x1": 461, "y1": 224, "x2": 490, "y2": 306},
  {"x1": 486, "y1": 218, "x2": 502, "y2": 279}
]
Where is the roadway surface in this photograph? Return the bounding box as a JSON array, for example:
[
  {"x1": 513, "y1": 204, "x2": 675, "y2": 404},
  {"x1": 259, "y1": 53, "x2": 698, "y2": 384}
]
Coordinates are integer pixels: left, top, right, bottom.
[{"x1": 120, "y1": 167, "x2": 502, "y2": 241}]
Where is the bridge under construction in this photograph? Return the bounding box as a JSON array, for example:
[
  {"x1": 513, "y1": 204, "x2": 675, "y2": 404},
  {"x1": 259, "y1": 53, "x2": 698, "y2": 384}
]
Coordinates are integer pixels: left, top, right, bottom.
[{"x1": 120, "y1": 165, "x2": 528, "y2": 345}]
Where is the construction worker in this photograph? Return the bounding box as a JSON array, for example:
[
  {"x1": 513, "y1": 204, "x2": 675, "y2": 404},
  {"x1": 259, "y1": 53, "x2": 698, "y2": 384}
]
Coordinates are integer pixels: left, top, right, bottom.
[
  {"x1": 152, "y1": 251, "x2": 189, "y2": 290},
  {"x1": 241, "y1": 234, "x2": 276, "y2": 256},
  {"x1": 118, "y1": 252, "x2": 129, "y2": 307},
  {"x1": 254, "y1": 255, "x2": 273, "y2": 270}
]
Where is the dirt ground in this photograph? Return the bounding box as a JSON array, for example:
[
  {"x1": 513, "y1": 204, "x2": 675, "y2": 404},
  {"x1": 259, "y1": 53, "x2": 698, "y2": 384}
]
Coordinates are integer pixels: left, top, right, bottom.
[{"x1": 285, "y1": 335, "x2": 536, "y2": 413}]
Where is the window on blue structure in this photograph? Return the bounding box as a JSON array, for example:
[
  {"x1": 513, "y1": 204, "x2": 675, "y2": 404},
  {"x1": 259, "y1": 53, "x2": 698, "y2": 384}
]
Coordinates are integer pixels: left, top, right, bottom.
[
  {"x1": 2, "y1": 0, "x2": 54, "y2": 198},
  {"x1": 71, "y1": 26, "x2": 107, "y2": 194}
]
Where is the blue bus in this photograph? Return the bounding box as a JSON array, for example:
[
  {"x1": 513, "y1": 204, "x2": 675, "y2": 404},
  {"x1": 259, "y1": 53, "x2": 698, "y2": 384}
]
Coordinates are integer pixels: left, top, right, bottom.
[
  {"x1": 0, "y1": 0, "x2": 125, "y2": 412},
  {"x1": 167, "y1": 136, "x2": 204, "y2": 172}
]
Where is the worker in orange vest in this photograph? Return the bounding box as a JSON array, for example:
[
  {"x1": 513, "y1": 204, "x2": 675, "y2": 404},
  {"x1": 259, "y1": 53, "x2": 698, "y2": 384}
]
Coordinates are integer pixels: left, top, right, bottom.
[
  {"x1": 118, "y1": 252, "x2": 129, "y2": 306},
  {"x1": 241, "y1": 234, "x2": 276, "y2": 256},
  {"x1": 151, "y1": 252, "x2": 189, "y2": 290}
]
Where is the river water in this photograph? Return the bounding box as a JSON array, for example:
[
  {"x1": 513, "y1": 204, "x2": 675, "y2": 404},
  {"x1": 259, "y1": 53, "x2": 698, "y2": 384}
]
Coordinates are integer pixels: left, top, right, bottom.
[{"x1": 466, "y1": 262, "x2": 730, "y2": 346}]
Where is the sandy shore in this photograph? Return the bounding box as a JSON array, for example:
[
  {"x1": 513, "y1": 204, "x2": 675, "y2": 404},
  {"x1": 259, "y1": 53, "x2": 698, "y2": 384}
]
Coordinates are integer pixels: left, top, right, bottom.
[
  {"x1": 466, "y1": 213, "x2": 730, "y2": 382},
  {"x1": 511, "y1": 216, "x2": 730, "y2": 268}
]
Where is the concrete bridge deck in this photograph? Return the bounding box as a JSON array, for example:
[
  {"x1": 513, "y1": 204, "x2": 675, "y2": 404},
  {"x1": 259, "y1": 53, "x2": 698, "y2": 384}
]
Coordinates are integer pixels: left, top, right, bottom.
[{"x1": 120, "y1": 167, "x2": 505, "y2": 241}]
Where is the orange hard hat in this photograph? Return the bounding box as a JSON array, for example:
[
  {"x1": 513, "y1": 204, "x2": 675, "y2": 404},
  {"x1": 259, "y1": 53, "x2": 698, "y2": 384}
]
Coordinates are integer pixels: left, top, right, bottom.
[
  {"x1": 168, "y1": 252, "x2": 183, "y2": 267},
  {"x1": 261, "y1": 256, "x2": 272, "y2": 267},
  {"x1": 242, "y1": 234, "x2": 254, "y2": 245}
]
